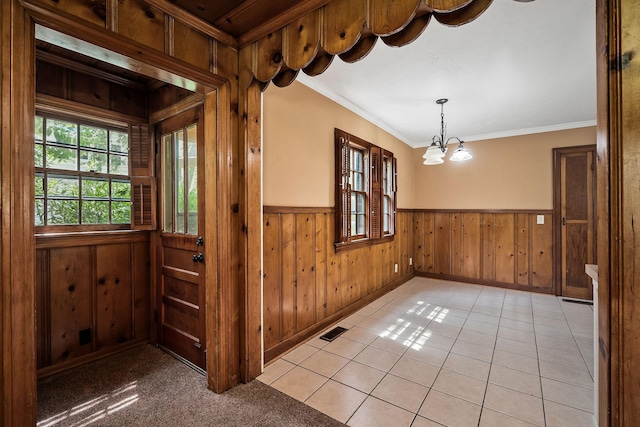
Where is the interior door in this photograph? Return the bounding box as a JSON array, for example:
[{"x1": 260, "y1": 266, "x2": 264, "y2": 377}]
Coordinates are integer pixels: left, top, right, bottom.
[
  {"x1": 156, "y1": 107, "x2": 206, "y2": 370},
  {"x1": 554, "y1": 145, "x2": 597, "y2": 300}
]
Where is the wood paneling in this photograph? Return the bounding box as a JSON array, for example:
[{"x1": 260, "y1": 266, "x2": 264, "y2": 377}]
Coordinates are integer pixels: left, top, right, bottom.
[
  {"x1": 36, "y1": 233, "x2": 150, "y2": 375},
  {"x1": 262, "y1": 208, "x2": 413, "y2": 361},
  {"x1": 414, "y1": 210, "x2": 554, "y2": 293}
]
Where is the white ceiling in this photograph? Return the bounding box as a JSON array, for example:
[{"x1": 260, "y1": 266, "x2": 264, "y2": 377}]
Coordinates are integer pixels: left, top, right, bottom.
[{"x1": 297, "y1": 0, "x2": 596, "y2": 148}]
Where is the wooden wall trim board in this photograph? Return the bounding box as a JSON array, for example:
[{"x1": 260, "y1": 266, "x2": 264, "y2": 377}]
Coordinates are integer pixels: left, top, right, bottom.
[
  {"x1": 36, "y1": 230, "x2": 149, "y2": 249},
  {"x1": 263, "y1": 206, "x2": 334, "y2": 214},
  {"x1": 414, "y1": 272, "x2": 555, "y2": 295},
  {"x1": 36, "y1": 94, "x2": 146, "y2": 126},
  {"x1": 412, "y1": 209, "x2": 553, "y2": 214}
]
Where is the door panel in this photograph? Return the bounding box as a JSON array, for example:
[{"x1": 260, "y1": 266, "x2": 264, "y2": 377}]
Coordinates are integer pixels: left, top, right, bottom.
[
  {"x1": 554, "y1": 145, "x2": 596, "y2": 300},
  {"x1": 156, "y1": 108, "x2": 206, "y2": 370}
]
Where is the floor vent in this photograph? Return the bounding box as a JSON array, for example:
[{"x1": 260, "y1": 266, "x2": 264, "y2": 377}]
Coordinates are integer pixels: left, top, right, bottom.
[
  {"x1": 319, "y1": 327, "x2": 348, "y2": 342},
  {"x1": 561, "y1": 298, "x2": 593, "y2": 306}
]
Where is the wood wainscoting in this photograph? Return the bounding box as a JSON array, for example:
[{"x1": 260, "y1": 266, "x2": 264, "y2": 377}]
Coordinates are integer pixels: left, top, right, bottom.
[
  {"x1": 262, "y1": 207, "x2": 414, "y2": 363},
  {"x1": 36, "y1": 231, "x2": 151, "y2": 377},
  {"x1": 413, "y1": 210, "x2": 554, "y2": 293}
]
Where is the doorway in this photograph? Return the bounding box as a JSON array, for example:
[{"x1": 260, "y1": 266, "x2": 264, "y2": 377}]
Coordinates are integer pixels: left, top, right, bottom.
[
  {"x1": 553, "y1": 145, "x2": 597, "y2": 300},
  {"x1": 155, "y1": 107, "x2": 207, "y2": 371}
]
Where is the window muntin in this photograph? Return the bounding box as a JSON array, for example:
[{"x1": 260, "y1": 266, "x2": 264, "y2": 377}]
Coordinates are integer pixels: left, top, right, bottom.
[
  {"x1": 350, "y1": 146, "x2": 367, "y2": 239},
  {"x1": 34, "y1": 114, "x2": 131, "y2": 228}
]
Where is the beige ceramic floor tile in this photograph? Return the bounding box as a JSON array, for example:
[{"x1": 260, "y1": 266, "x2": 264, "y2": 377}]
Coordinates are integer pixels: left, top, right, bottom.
[
  {"x1": 417, "y1": 331, "x2": 455, "y2": 352},
  {"x1": 495, "y1": 336, "x2": 538, "y2": 358},
  {"x1": 537, "y1": 345, "x2": 587, "y2": 369},
  {"x1": 467, "y1": 312, "x2": 500, "y2": 326},
  {"x1": 501, "y1": 310, "x2": 534, "y2": 324},
  {"x1": 305, "y1": 379, "x2": 367, "y2": 423},
  {"x1": 270, "y1": 366, "x2": 328, "y2": 402},
  {"x1": 483, "y1": 384, "x2": 544, "y2": 426},
  {"x1": 442, "y1": 353, "x2": 490, "y2": 381},
  {"x1": 499, "y1": 318, "x2": 535, "y2": 332},
  {"x1": 323, "y1": 337, "x2": 367, "y2": 359},
  {"x1": 411, "y1": 416, "x2": 446, "y2": 427},
  {"x1": 369, "y1": 336, "x2": 411, "y2": 355},
  {"x1": 539, "y1": 359, "x2": 594, "y2": 389},
  {"x1": 333, "y1": 361, "x2": 386, "y2": 393},
  {"x1": 432, "y1": 369, "x2": 487, "y2": 405},
  {"x1": 299, "y1": 350, "x2": 350, "y2": 378},
  {"x1": 492, "y1": 350, "x2": 539, "y2": 375},
  {"x1": 544, "y1": 400, "x2": 595, "y2": 427},
  {"x1": 462, "y1": 321, "x2": 499, "y2": 336},
  {"x1": 541, "y1": 377, "x2": 594, "y2": 413},
  {"x1": 353, "y1": 346, "x2": 401, "y2": 372},
  {"x1": 256, "y1": 358, "x2": 296, "y2": 385},
  {"x1": 424, "y1": 321, "x2": 462, "y2": 338},
  {"x1": 456, "y1": 329, "x2": 496, "y2": 348},
  {"x1": 479, "y1": 408, "x2": 538, "y2": 427},
  {"x1": 497, "y1": 326, "x2": 536, "y2": 344},
  {"x1": 347, "y1": 396, "x2": 415, "y2": 427},
  {"x1": 450, "y1": 339, "x2": 494, "y2": 363},
  {"x1": 306, "y1": 335, "x2": 331, "y2": 349},
  {"x1": 418, "y1": 389, "x2": 481, "y2": 427},
  {"x1": 404, "y1": 344, "x2": 449, "y2": 367},
  {"x1": 341, "y1": 326, "x2": 381, "y2": 345},
  {"x1": 371, "y1": 373, "x2": 429, "y2": 413},
  {"x1": 281, "y1": 343, "x2": 318, "y2": 365},
  {"x1": 389, "y1": 356, "x2": 441, "y2": 387},
  {"x1": 488, "y1": 364, "x2": 541, "y2": 397}
]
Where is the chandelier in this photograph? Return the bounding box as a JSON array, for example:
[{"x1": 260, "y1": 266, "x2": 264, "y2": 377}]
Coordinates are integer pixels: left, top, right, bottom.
[{"x1": 422, "y1": 98, "x2": 472, "y2": 165}]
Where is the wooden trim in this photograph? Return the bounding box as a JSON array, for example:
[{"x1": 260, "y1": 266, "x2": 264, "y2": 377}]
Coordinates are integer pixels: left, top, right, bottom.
[
  {"x1": 143, "y1": 0, "x2": 238, "y2": 49},
  {"x1": 36, "y1": 94, "x2": 145, "y2": 126},
  {"x1": 264, "y1": 271, "x2": 413, "y2": 363},
  {"x1": 149, "y1": 93, "x2": 205, "y2": 124},
  {"x1": 263, "y1": 206, "x2": 334, "y2": 214},
  {"x1": 36, "y1": 230, "x2": 149, "y2": 249},
  {"x1": 414, "y1": 271, "x2": 555, "y2": 295},
  {"x1": 412, "y1": 208, "x2": 554, "y2": 214},
  {"x1": 36, "y1": 49, "x2": 148, "y2": 90},
  {"x1": 334, "y1": 234, "x2": 394, "y2": 253},
  {"x1": 237, "y1": 0, "x2": 335, "y2": 47}
]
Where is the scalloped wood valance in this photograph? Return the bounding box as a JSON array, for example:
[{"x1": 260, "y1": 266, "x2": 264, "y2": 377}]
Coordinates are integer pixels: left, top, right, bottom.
[{"x1": 245, "y1": 0, "x2": 494, "y2": 88}]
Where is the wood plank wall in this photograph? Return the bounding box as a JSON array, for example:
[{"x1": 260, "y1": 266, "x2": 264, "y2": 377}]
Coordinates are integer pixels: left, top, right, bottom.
[
  {"x1": 413, "y1": 211, "x2": 554, "y2": 293},
  {"x1": 36, "y1": 232, "x2": 150, "y2": 377},
  {"x1": 262, "y1": 207, "x2": 413, "y2": 362}
]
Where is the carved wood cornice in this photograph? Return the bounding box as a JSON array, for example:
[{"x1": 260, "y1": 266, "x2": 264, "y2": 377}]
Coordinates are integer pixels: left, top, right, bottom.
[{"x1": 244, "y1": 0, "x2": 494, "y2": 88}]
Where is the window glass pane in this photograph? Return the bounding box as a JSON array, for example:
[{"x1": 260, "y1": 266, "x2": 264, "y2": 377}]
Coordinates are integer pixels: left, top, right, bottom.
[
  {"x1": 35, "y1": 174, "x2": 44, "y2": 197},
  {"x1": 35, "y1": 199, "x2": 45, "y2": 226},
  {"x1": 174, "y1": 130, "x2": 185, "y2": 233},
  {"x1": 186, "y1": 124, "x2": 198, "y2": 234},
  {"x1": 47, "y1": 200, "x2": 79, "y2": 224},
  {"x1": 46, "y1": 120, "x2": 77, "y2": 145},
  {"x1": 112, "y1": 201, "x2": 131, "y2": 224},
  {"x1": 162, "y1": 134, "x2": 173, "y2": 232},
  {"x1": 79, "y1": 125, "x2": 107, "y2": 150},
  {"x1": 47, "y1": 175, "x2": 79, "y2": 198},
  {"x1": 109, "y1": 131, "x2": 129, "y2": 153},
  {"x1": 80, "y1": 150, "x2": 108, "y2": 173},
  {"x1": 357, "y1": 215, "x2": 365, "y2": 235},
  {"x1": 383, "y1": 214, "x2": 389, "y2": 232},
  {"x1": 351, "y1": 214, "x2": 356, "y2": 235},
  {"x1": 82, "y1": 200, "x2": 109, "y2": 224},
  {"x1": 357, "y1": 193, "x2": 365, "y2": 213},
  {"x1": 82, "y1": 178, "x2": 109, "y2": 199},
  {"x1": 46, "y1": 146, "x2": 77, "y2": 171},
  {"x1": 353, "y1": 172, "x2": 362, "y2": 191},
  {"x1": 35, "y1": 143, "x2": 44, "y2": 168},
  {"x1": 35, "y1": 116, "x2": 43, "y2": 141},
  {"x1": 112, "y1": 180, "x2": 131, "y2": 200},
  {"x1": 109, "y1": 154, "x2": 128, "y2": 175},
  {"x1": 350, "y1": 193, "x2": 356, "y2": 214}
]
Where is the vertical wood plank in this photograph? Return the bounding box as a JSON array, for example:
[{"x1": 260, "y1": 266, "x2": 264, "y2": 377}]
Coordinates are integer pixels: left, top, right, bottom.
[
  {"x1": 280, "y1": 213, "x2": 296, "y2": 339},
  {"x1": 96, "y1": 244, "x2": 132, "y2": 349},
  {"x1": 326, "y1": 215, "x2": 341, "y2": 315},
  {"x1": 413, "y1": 212, "x2": 425, "y2": 272},
  {"x1": 262, "y1": 213, "x2": 281, "y2": 349},
  {"x1": 494, "y1": 213, "x2": 516, "y2": 284},
  {"x1": 36, "y1": 249, "x2": 50, "y2": 369},
  {"x1": 434, "y1": 213, "x2": 451, "y2": 275},
  {"x1": 531, "y1": 213, "x2": 553, "y2": 288},
  {"x1": 481, "y1": 213, "x2": 494, "y2": 281},
  {"x1": 424, "y1": 212, "x2": 435, "y2": 273},
  {"x1": 296, "y1": 214, "x2": 315, "y2": 331},
  {"x1": 173, "y1": 21, "x2": 211, "y2": 71},
  {"x1": 462, "y1": 213, "x2": 481, "y2": 279},
  {"x1": 340, "y1": 251, "x2": 350, "y2": 308},
  {"x1": 132, "y1": 241, "x2": 150, "y2": 340},
  {"x1": 451, "y1": 213, "x2": 463, "y2": 276},
  {"x1": 315, "y1": 213, "x2": 327, "y2": 323},
  {"x1": 117, "y1": 0, "x2": 165, "y2": 52},
  {"x1": 516, "y1": 213, "x2": 530, "y2": 286}
]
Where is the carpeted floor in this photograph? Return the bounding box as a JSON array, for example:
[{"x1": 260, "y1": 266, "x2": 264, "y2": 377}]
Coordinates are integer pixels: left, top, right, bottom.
[{"x1": 37, "y1": 345, "x2": 346, "y2": 426}]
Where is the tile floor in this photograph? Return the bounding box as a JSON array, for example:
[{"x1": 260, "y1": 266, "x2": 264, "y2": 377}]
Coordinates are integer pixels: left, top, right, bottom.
[{"x1": 257, "y1": 277, "x2": 595, "y2": 427}]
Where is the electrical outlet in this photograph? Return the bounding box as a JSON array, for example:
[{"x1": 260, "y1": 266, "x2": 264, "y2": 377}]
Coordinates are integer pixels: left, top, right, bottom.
[
  {"x1": 409, "y1": 257, "x2": 413, "y2": 266},
  {"x1": 394, "y1": 263, "x2": 398, "y2": 273},
  {"x1": 537, "y1": 215, "x2": 545, "y2": 225}
]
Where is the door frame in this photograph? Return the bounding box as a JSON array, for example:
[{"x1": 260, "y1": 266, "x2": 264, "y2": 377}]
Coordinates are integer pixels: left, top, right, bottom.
[{"x1": 552, "y1": 144, "x2": 597, "y2": 297}]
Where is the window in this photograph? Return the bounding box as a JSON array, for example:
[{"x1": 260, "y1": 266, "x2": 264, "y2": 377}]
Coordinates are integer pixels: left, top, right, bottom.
[
  {"x1": 335, "y1": 128, "x2": 397, "y2": 250},
  {"x1": 35, "y1": 113, "x2": 131, "y2": 230}
]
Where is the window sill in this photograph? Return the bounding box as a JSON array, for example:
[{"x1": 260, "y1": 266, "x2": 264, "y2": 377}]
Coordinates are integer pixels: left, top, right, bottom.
[{"x1": 334, "y1": 234, "x2": 394, "y2": 253}]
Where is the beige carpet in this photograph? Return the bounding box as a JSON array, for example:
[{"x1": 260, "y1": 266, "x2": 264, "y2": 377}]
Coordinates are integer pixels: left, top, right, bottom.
[{"x1": 38, "y1": 345, "x2": 345, "y2": 426}]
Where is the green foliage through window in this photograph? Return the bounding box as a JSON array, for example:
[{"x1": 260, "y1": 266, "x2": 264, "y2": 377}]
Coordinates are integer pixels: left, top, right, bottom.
[{"x1": 35, "y1": 114, "x2": 132, "y2": 227}]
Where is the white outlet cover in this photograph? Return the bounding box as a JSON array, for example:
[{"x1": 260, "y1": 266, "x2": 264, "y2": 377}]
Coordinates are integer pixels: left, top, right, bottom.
[{"x1": 537, "y1": 215, "x2": 545, "y2": 225}]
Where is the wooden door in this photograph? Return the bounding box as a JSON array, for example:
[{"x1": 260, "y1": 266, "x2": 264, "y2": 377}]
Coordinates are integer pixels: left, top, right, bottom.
[
  {"x1": 156, "y1": 107, "x2": 206, "y2": 370},
  {"x1": 553, "y1": 145, "x2": 596, "y2": 300}
]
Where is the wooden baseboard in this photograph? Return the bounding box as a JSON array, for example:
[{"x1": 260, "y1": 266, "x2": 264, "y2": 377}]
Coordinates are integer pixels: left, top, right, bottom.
[
  {"x1": 414, "y1": 271, "x2": 555, "y2": 295},
  {"x1": 263, "y1": 272, "x2": 414, "y2": 364}
]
